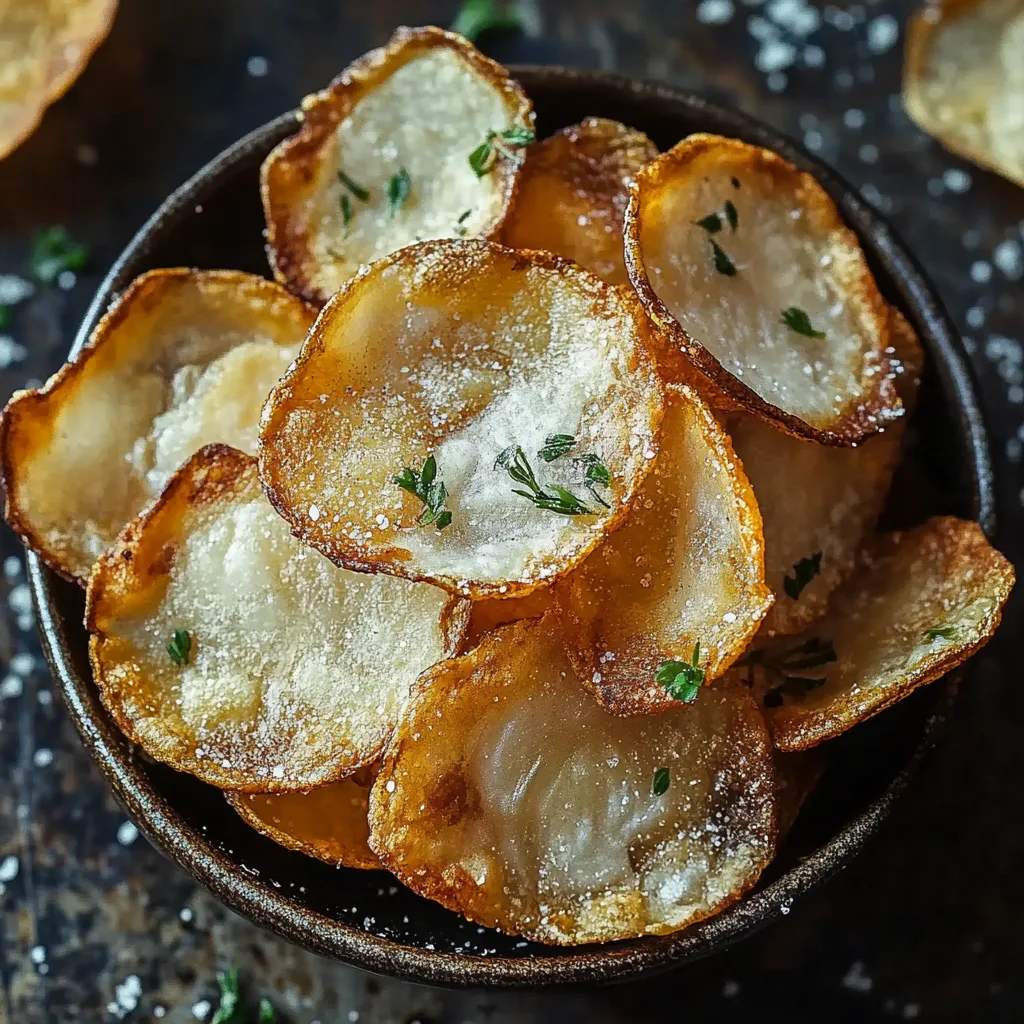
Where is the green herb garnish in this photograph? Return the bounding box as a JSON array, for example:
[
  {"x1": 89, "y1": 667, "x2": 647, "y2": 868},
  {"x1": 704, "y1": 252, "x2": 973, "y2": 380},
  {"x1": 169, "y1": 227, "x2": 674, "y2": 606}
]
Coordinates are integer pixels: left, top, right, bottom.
[
  {"x1": 337, "y1": 169, "x2": 370, "y2": 202},
  {"x1": 450, "y1": 0, "x2": 524, "y2": 41},
  {"x1": 455, "y1": 208, "x2": 473, "y2": 236},
  {"x1": 495, "y1": 445, "x2": 591, "y2": 516},
  {"x1": 724, "y1": 199, "x2": 739, "y2": 232},
  {"x1": 738, "y1": 636, "x2": 836, "y2": 708},
  {"x1": 211, "y1": 969, "x2": 240, "y2": 1024},
  {"x1": 386, "y1": 167, "x2": 412, "y2": 218},
  {"x1": 0, "y1": 305, "x2": 9, "y2": 330},
  {"x1": 652, "y1": 767, "x2": 671, "y2": 797},
  {"x1": 469, "y1": 126, "x2": 536, "y2": 177},
  {"x1": 783, "y1": 551, "x2": 822, "y2": 600},
  {"x1": 574, "y1": 453, "x2": 611, "y2": 508},
  {"x1": 538, "y1": 433, "x2": 576, "y2": 462},
  {"x1": 924, "y1": 626, "x2": 956, "y2": 641},
  {"x1": 694, "y1": 212, "x2": 722, "y2": 234},
  {"x1": 30, "y1": 227, "x2": 88, "y2": 284},
  {"x1": 781, "y1": 306, "x2": 827, "y2": 339},
  {"x1": 340, "y1": 193, "x2": 353, "y2": 232},
  {"x1": 656, "y1": 643, "x2": 705, "y2": 704},
  {"x1": 394, "y1": 454, "x2": 452, "y2": 530},
  {"x1": 258, "y1": 998, "x2": 276, "y2": 1023},
  {"x1": 166, "y1": 629, "x2": 192, "y2": 667},
  {"x1": 711, "y1": 240, "x2": 737, "y2": 276}
]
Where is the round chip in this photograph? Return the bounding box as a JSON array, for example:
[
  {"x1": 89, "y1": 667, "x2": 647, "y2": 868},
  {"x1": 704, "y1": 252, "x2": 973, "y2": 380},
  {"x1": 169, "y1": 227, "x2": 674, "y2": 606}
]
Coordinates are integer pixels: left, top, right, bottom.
[
  {"x1": 557, "y1": 384, "x2": 772, "y2": 715},
  {"x1": 259, "y1": 239, "x2": 664, "y2": 598},
  {"x1": 0, "y1": 269, "x2": 316, "y2": 583},
  {"x1": 501, "y1": 117, "x2": 657, "y2": 286},
  {"x1": 227, "y1": 765, "x2": 380, "y2": 870},
  {"x1": 0, "y1": 0, "x2": 118, "y2": 159},
  {"x1": 261, "y1": 26, "x2": 533, "y2": 305},
  {"x1": 731, "y1": 517, "x2": 1015, "y2": 751},
  {"x1": 904, "y1": 0, "x2": 1024, "y2": 189},
  {"x1": 731, "y1": 306, "x2": 922, "y2": 636},
  {"x1": 624, "y1": 133, "x2": 898, "y2": 445},
  {"x1": 369, "y1": 614, "x2": 777, "y2": 945},
  {"x1": 87, "y1": 444, "x2": 469, "y2": 792}
]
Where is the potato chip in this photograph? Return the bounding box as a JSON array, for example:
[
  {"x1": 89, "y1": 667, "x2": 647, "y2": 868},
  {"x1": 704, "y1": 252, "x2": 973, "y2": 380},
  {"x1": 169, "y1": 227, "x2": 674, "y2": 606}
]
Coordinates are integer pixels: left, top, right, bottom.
[
  {"x1": 466, "y1": 588, "x2": 554, "y2": 646},
  {"x1": 731, "y1": 517, "x2": 1014, "y2": 751},
  {"x1": 261, "y1": 26, "x2": 533, "y2": 305},
  {"x1": 369, "y1": 613, "x2": 776, "y2": 944},
  {"x1": 259, "y1": 239, "x2": 664, "y2": 598},
  {"x1": 87, "y1": 444, "x2": 469, "y2": 791},
  {"x1": 501, "y1": 117, "x2": 657, "y2": 285},
  {"x1": 0, "y1": 0, "x2": 118, "y2": 159},
  {"x1": 624, "y1": 133, "x2": 898, "y2": 445},
  {"x1": 904, "y1": 0, "x2": 1024, "y2": 189},
  {"x1": 774, "y1": 750, "x2": 824, "y2": 842},
  {"x1": 557, "y1": 384, "x2": 772, "y2": 715},
  {"x1": 0, "y1": 269, "x2": 315, "y2": 583},
  {"x1": 227, "y1": 765, "x2": 380, "y2": 870},
  {"x1": 731, "y1": 307, "x2": 922, "y2": 636}
]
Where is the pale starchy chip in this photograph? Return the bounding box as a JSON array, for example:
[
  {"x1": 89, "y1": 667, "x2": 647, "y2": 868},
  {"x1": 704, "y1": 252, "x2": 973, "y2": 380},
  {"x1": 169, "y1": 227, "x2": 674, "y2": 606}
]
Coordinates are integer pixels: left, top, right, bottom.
[
  {"x1": 261, "y1": 26, "x2": 533, "y2": 305},
  {"x1": 259, "y1": 239, "x2": 664, "y2": 598},
  {"x1": 227, "y1": 765, "x2": 380, "y2": 870},
  {"x1": 624, "y1": 133, "x2": 898, "y2": 445},
  {"x1": 0, "y1": 269, "x2": 316, "y2": 583},
  {"x1": 501, "y1": 117, "x2": 657, "y2": 286},
  {"x1": 557, "y1": 384, "x2": 772, "y2": 715},
  {"x1": 774, "y1": 749, "x2": 824, "y2": 842},
  {"x1": 732, "y1": 306, "x2": 922, "y2": 637},
  {"x1": 369, "y1": 614, "x2": 776, "y2": 944},
  {"x1": 904, "y1": 0, "x2": 1024, "y2": 188},
  {"x1": 87, "y1": 445, "x2": 469, "y2": 791},
  {"x1": 730, "y1": 517, "x2": 1014, "y2": 751},
  {"x1": 467, "y1": 588, "x2": 555, "y2": 646},
  {"x1": 0, "y1": 0, "x2": 118, "y2": 159}
]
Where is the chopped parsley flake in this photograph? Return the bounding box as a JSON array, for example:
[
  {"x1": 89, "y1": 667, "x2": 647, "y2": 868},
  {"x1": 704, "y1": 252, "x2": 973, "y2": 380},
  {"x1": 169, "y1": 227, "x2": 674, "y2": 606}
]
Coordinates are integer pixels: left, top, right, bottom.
[
  {"x1": 923, "y1": 626, "x2": 956, "y2": 641},
  {"x1": 656, "y1": 643, "x2": 705, "y2": 703},
  {"x1": 394, "y1": 455, "x2": 452, "y2": 530},
  {"x1": 386, "y1": 167, "x2": 412, "y2": 218},
  {"x1": 340, "y1": 193, "x2": 353, "y2": 232},
  {"x1": 259, "y1": 998, "x2": 276, "y2": 1023},
  {"x1": 694, "y1": 212, "x2": 723, "y2": 234},
  {"x1": 30, "y1": 227, "x2": 88, "y2": 285},
  {"x1": 781, "y1": 306, "x2": 827, "y2": 339},
  {"x1": 724, "y1": 198, "x2": 739, "y2": 232},
  {"x1": 783, "y1": 551, "x2": 823, "y2": 600},
  {"x1": 337, "y1": 169, "x2": 370, "y2": 202},
  {"x1": 166, "y1": 629, "x2": 191, "y2": 667},
  {"x1": 450, "y1": 0, "x2": 524, "y2": 41},
  {"x1": 710, "y1": 239, "x2": 737, "y2": 276},
  {"x1": 652, "y1": 767, "x2": 670, "y2": 797}
]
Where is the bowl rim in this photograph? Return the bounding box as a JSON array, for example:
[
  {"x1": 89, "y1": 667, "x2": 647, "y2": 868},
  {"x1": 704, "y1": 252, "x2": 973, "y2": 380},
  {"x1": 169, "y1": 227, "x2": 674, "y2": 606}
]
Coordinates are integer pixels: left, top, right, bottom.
[{"x1": 27, "y1": 65, "x2": 995, "y2": 988}]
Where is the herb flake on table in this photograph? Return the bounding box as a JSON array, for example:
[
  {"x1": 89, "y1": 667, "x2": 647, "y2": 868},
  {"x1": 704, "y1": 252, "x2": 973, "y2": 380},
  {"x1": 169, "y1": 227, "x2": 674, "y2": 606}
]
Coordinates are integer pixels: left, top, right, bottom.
[
  {"x1": 450, "y1": 0, "x2": 524, "y2": 41},
  {"x1": 30, "y1": 227, "x2": 88, "y2": 284},
  {"x1": 783, "y1": 551, "x2": 822, "y2": 600},
  {"x1": 656, "y1": 643, "x2": 705, "y2": 703},
  {"x1": 394, "y1": 454, "x2": 453, "y2": 530},
  {"x1": 781, "y1": 306, "x2": 827, "y2": 339},
  {"x1": 166, "y1": 629, "x2": 192, "y2": 667}
]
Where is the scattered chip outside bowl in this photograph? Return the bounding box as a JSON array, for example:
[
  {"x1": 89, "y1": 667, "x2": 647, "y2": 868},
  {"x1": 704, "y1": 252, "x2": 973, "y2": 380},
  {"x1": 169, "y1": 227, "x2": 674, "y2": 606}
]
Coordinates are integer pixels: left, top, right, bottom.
[
  {"x1": 227, "y1": 765, "x2": 380, "y2": 870},
  {"x1": 904, "y1": 0, "x2": 1024, "y2": 189},
  {"x1": 624, "y1": 133, "x2": 898, "y2": 446},
  {"x1": 258, "y1": 239, "x2": 664, "y2": 599},
  {"x1": 501, "y1": 117, "x2": 657, "y2": 285},
  {"x1": 0, "y1": 268, "x2": 316, "y2": 583},
  {"x1": 732, "y1": 517, "x2": 1014, "y2": 751},
  {"x1": 87, "y1": 444, "x2": 469, "y2": 792},
  {"x1": 369, "y1": 613, "x2": 777, "y2": 945},
  {"x1": 261, "y1": 25, "x2": 533, "y2": 305},
  {"x1": 557, "y1": 383, "x2": 771, "y2": 715},
  {"x1": 0, "y1": 0, "x2": 119, "y2": 159}
]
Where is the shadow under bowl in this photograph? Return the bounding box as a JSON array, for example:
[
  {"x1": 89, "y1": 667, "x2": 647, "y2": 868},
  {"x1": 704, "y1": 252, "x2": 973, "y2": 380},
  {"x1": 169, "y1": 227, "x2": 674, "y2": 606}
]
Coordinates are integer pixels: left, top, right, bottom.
[{"x1": 27, "y1": 67, "x2": 995, "y2": 988}]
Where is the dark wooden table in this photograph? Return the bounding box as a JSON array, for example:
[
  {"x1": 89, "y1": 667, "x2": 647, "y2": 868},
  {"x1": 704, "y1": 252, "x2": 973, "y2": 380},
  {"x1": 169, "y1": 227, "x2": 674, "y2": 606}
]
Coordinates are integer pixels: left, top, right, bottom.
[{"x1": 0, "y1": 2, "x2": 1021, "y2": 1021}]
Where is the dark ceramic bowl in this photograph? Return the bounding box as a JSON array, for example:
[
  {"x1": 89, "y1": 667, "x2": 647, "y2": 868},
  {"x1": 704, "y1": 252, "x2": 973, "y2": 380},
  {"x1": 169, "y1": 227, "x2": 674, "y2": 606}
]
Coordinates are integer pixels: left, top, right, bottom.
[{"x1": 29, "y1": 67, "x2": 994, "y2": 988}]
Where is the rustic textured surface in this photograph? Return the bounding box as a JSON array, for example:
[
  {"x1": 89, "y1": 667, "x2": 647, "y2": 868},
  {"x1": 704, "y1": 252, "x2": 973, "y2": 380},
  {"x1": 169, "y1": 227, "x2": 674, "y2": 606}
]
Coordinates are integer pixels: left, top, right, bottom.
[{"x1": 0, "y1": 1, "x2": 1021, "y2": 1020}]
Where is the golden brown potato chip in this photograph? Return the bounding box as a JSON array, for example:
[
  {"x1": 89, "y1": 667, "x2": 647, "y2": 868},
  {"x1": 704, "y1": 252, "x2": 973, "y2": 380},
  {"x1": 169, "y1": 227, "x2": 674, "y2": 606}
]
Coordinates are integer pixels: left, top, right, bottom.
[
  {"x1": 624, "y1": 133, "x2": 899, "y2": 446},
  {"x1": 730, "y1": 517, "x2": 1014, "y2": 751},
  {"x1": 87, "y1": 444, "x2": 469, "y2": 792},
  {"x1": 466, "y1": 588, "x2": 554, "y2": 646},
  {"x1": 227, "y1": 765, "x2": 380, "y2": 870},
  {"x1": 557, "y1": 384, "x2": 772, "y2": 715},
  {"x1": 731, "y1": 306, "x2": 922, "y2": 637},
  {"x1": 369, "y1": 613, "x2": 777, "y2": 945},
  {"x1": 501, "y1": 117, "x2": 657, "y2": 286},
  {"x1": 0, "y1": 269, "x2": 316, "y2": 583},
  {"x1": 0, "y1": 0, "x2": 118, "y2": 159},
  {"x1": 259, "y1": 239, "x2": 664, "y2": 598},
  {"x1": 904, "y1": 0, "x2": 1024, "y2": 188},
  {"x1": 261, "y1": 26, "x2": 533, "y2": 305}
]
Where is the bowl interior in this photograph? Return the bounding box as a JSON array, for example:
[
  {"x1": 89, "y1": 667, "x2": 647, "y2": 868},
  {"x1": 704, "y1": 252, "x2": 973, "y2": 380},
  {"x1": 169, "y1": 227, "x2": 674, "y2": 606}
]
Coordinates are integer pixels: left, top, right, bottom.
[{"x1": 30, "y1": 68, "x2": 993, "y2": 988}]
